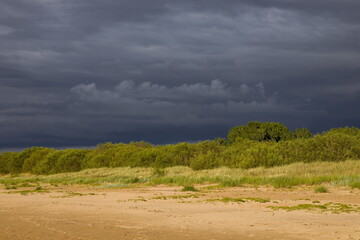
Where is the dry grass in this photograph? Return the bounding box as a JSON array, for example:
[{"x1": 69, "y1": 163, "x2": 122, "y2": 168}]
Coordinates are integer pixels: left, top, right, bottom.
[{"x1": 0, "y1": 160, "x2": 359, "y2": 189}]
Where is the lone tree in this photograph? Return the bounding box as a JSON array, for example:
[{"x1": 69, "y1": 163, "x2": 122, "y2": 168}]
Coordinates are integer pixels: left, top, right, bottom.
[{"x1": 227, "y1": 121, "x2": 296, "y2": 143}]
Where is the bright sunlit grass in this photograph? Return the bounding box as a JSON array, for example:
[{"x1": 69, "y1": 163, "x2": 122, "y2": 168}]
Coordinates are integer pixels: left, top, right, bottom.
[{"x1": 0, "y1": 160, "x2": 359, "y2": 189}]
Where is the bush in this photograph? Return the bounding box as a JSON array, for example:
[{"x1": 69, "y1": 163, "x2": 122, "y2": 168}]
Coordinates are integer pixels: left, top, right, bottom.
[
  {"x1": 311, "y1": 132, "x2": 360, "y2": 162},
  {"x1": 10, "y1": 147, "x2": 40, "y2": 173},
  {"x1": 165, "y1": 142, "x2": 196, "y2": 166},
  {"x1": 315, "y1": 186, "x2": 328, "y2": 193},
  {"x1": 81, "y1": 143, "x2": 115, "y2": 169},
  {"x1": 53, "y1": 149, "x2": 90, "y2": 173},
  {"x1": 182, "y1": 185, "x2": 199, "y2": 192},
  {"x1": 238, "y1": 142, "x2": 285, "y2": 169},
  {"x1": 0, "y1": 152, "x2": 18, "y2": 174},
  {"x1": 33, "y1": 150, "x2": 65, "y2": 174},
  {"x1": 295, "y1": 128, "x2": 313, "y2": 139},
  {"x1": 109, "y1": 143, "x2": 147, "y2": 167},
  {"x1": 1, "y1": 124, "x2": 359, "y2": 174},
  {"x1": 227, "y1": 121, "x2": 295, "y2": 143},
  {"x1": 22, "y1": 147, "x2": 55, "y2": 173},
  {"x1": 152, "y1": 167, "x2": 166, "y2": 177},
  {"x1": 190, "y1": 152, "x2": 222, "y2": 170}
]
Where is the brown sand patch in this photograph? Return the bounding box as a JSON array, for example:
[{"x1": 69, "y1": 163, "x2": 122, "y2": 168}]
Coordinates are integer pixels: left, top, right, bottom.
[{"x1": 0, "y1": 185, "x2": 359, "y2": 240}]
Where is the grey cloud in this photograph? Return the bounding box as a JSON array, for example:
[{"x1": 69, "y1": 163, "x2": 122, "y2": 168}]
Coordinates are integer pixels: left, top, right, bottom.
[
  {"x1": 70, "y1": 79, "x2": 267, "y2": 104},
  {"x1": 68, "y1": 80, "x2": 322, "y2": 132},
  {"x1": 0, "y1": 0, "x2": 359, "y2": 148}
]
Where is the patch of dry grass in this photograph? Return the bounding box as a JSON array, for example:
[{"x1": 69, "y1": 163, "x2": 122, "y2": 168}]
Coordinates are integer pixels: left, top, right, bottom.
[{"x1": 0, "y1": 160, "x2": 359, "y2": 189}]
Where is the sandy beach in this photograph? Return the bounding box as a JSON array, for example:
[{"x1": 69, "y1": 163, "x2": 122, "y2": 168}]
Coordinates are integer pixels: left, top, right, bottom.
[{"x1": 0, "y1": 185, "x2": 359, "y2": 240}]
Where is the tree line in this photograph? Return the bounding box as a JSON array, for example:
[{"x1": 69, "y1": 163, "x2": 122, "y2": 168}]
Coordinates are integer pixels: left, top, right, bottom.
[{"x1": 0, "y1": 122, "x2": 359, "y2": 174}]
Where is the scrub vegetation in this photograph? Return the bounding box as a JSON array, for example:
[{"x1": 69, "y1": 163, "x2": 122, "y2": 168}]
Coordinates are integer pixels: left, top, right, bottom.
[
  {"x1": 315, "y1": 186, "x2": 329, "y2": 193},
  {"x1": 0, "y1": 161, "x2": 359, "y2": 189},
  {"x1": 268, "y1": 202, "x2": 360, "y2": 214},
  {"x1": 0, "y1": 122, "x2": 359, "y2": 188},
  {"x1": 207, "y1": 197, "x2": 270, "y2": 204}
]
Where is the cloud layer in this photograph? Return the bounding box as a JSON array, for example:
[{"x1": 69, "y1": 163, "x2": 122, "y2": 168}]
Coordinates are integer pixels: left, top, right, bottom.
[
  {"x1": 71, "y1": 79, "x2": 266, "y2": 104},
  {"x1": 0, "y1": 0, "x2": 359, "y2": 148}
]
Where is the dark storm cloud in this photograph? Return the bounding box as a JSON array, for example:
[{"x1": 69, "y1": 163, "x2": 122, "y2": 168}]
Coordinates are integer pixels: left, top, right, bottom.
[{"x1": 0, "y1": 0, "x2": 359, "y2": 148}]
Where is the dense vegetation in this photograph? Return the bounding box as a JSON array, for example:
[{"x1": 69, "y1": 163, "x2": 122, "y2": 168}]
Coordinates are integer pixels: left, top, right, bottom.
[{"x1": 0, "y1": 122, "x2": 359, "y2": 175}]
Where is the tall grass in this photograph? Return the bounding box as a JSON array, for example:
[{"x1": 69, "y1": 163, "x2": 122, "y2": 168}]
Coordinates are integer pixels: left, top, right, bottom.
[{"x1": 1, "y1": 160, "x2": 359, "y2": 189}]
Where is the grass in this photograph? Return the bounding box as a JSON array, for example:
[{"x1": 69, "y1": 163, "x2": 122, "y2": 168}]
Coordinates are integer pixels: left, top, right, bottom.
[
  {"x1": 101, "y1": 183, "x2": 131, "y2": 188},
  {"x1": 152, "y1": 167, "x2": 166, "y2": 177},
  {"x1": 127, "y1": 198, "x2": 147, "y2": 202},
  {"x1": 19, "y1": 183, "x2": 36, "y2": 187},
  {"x1": 181, "y1": 185, "x2": 199, "y2": 192},
  {"x1": 52, "y1": 191, "x2": 97, "y2": 198},
  {"x1": 207, "y1": 197, "x2": 270, "y2": 204},
  {"x1": 245, "y1": 197, "x2": 270, "y2": 203},
  {"x1": 207, "y1": 197, "x2": 245, "y2": 203},
  {"x1": 153, "y1": 194, "x2": 202, "y2": 200},
  {"x1": 349, "y1": 181, "x2": 360, "y2": 189},
  {"x1": 6, "y1": 186, "x2": 49, "y2": 195},
  {"x1": 315, "y1": 186, "x2": 328, "y2": 193},
  {"x1": 0, "y1": 160, "x2": 359, "y2": 189},
  {"x1": 4, "y1": 182, "x2": 39, "y2": 190},
  {"x1": 269, "y1": 204, "x2": 327, "y2": 211},
  {"x1": 268, "y1": 202, "x2": 360, "y2": 214}
]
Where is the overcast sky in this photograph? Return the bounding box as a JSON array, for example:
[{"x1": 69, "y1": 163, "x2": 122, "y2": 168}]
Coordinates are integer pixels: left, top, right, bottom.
[{"x1": 1, "y1": 0, "x2": 360, "y2": 148}]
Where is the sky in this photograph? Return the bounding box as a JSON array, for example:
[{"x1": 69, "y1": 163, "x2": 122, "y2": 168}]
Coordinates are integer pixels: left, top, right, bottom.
[{"x1": 1, "y1": 0, "x2": 360, "y2": 149}]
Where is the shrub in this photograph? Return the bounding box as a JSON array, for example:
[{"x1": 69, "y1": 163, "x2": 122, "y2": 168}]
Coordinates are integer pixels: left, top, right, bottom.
[
  {"x1": 1, "y1": 124, "x2": 359, "y2": 174},
  {"x1": 110, "y1": 143, "x2": 148, "y2": 167},
  {"x1": 238, "y1": 142, "x2": 285, "y2": 169},
  {"x1": 182, "y1": 185, "x2": 199, "y2": 192},
  {"x1": 166, "y1": 142, "x2": 196, "y2": 166},
  {"x1": 152, "y1": 150, "x2": 173, "y2": 168},
  {"x1": 190, "y1": 152, "x2": 222, "y2": 170},
  {"x1": 227, "y1": 121, "x2": 294, "y2": 143},
  {"x1": 10, "y1": 147, "x2": 40, "y2": 173},
  {"x1": 152, "y1": 167, "x2": 166, "y2": 177},
  {"x1": 312, "y1": 132, "x2": 360, "y2": 161},
  {"x1": 0, "y1": 152, "x2": 18, "y2": 174},
  {"x1": 22, "y1": 147, "x2": 55, "y2": 173},
  {"x1": 295, "y1": 128, "x2": 313, "y2": 139},
  {"x1": 34, "y1": 150, "x2": 64, "y2": 174},
  {"x1": 315, "y1": 186, "x2": 328, "y2": 193},
  {"x1": 53, "y1": 149, "x2": 90, "y2": 173},
  {"x1": 81, "y1": 142, "x2": 114, "y2": 169}
]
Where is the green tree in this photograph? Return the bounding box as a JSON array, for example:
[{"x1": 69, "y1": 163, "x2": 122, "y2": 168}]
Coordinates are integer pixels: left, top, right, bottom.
[
  {"x1": 10, "y1": 147, "x2": 41, "y2": 173},
  {"x1": 295, "y1": 128, "x2": 313, "y2": 139},
  {"x1": 0, "y1": 152, "x2": 18, "y2": 174},
  {"x1": 34, "y1": 150, "x2": 64, "y2": 174},
  {"x1": 53, "y1": 149, "x2": 90, "y2": 173},
  {"x1": 227, "y1": 121, "x2": 294, "y2": 143},
  {"x1": 22, "y1": 147, "x2": 55, "y2": 173}
]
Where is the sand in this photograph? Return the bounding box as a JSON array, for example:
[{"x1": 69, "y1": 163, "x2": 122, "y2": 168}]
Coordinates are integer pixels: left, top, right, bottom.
[{"x1": 0, "y1": 185, "x2": 359, "y2": 240}]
